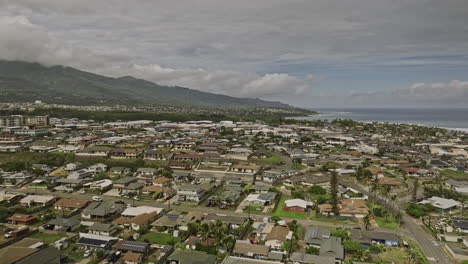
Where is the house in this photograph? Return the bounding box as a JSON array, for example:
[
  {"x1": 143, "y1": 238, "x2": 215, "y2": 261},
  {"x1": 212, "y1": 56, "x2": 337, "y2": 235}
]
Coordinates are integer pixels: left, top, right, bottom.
[
  {"x1": 250, "y1": 185, "x2": 270, "y2": 194},
  {"x1": 224, "y1": 176, "x2": 244, "y2": 187},
  {"x1": 319, "y1": 199, "x2": 369, "y2": 218},
  {"x1": 452, "y1": 219, "x2": 468, "y2": 233},
  {"x1": 121, "y1": 206, "x2": 164, "y2": 217},
  {"x1": 77, "y1": 233, "x2": 118, "y2": 250},
  {"x1": 419, "y1": 196, "x2": 461, "y2": 212},
  {"x1": 143, "y1": 150, "x2": 172, "y2": 160},
  {"x1": 319, "y1": 237, "x2": 344, "y2": 260},
  {"x1": 446, "y1": 179, "x2": 468, "y2": 194},
  {"x1": 151, "y1": 211, "x2": 203, "y2": 231},
  {"x1": 67, "y1": 169, "x2": 91, "y2": 180},
  {"x1": 76, "y1": 146, "x2": 112, "y2": 157},
  {"x1": 7, "y1": 214, "x2": 36, "y2": 225},
  {"x1": 222, "y1": 256, "x2": 283, "y2": 264},
  {"x1": 89, "y1": 222, "x2": 119, "y2": 236},
  {"x1": 173, "y1": 141, "x2": 196, "y2": 151},
  {"x1": 86, "y1": 163, "x2": 108, "y2": 174},
  {"x1": 46, "y1": 215, "x2": 81, "y2": 232},
  {"x1": 114, "y1": 240, "x2": 150, "y2": 255},
  {"x1": 54, "y1": 198, "x2": 89, "y2": 210},
  {"x1": 246, "y1": 192, "x2": 277, "y2": 206},
  {"x1": 176, "y1": 184, "x2": 214, "y2": 203},
  {"x1": 81, "y1": 201, "x2": 126, "y2": 223},
  {"x1": 110, "y1": 149, "x2": 143, "y2": 159},
  {"x1": 284, "y1": 199, "x2": 309, "y2": 213},
  {"x1": 84, "y1": 179, "x2": 113, "y2": 191},
  {"x1": 123, "y1": 252, "x2": 143, "y2": 264},
  {"x1": 201, "y1": 214, "x2": 246, "y2": 229},
  {"x1": 0, "y1": 239, "x2": 62, "y2": 264},
  {"x1": 110, "y1": 167, "x2": 132, "y2": 175},
  {"x1": 445, "y1": 242, "x2": 468, "y2": 261},
  {"x1": 290, "y1": 253, "x2": 335, "y2": 264},
  {"x1": 232, "y1": 240, "x2": 269, "y2": 259},
  {"x1": 350, "y1": 229, "x2": 400, "y2": 248},
  {"x1": 142, "y1": 185, "x2": 176, "y2": 199},
  {"x1": 114, "y1": 177, "x2": 138, "y2": 191},
  {"x1": 153, "y1": 177, "x2": 172, "y2": 187},
  {"x1": 173, "y1": 153, "x2": 204, "y2": 162},
  {"x1": 166, "y1": 249, "x2": 216, "y2": 264},
  {"x1": 172, "y1": 172, "x2": 191, "y2": 182},
  {"x1": 65, "y1": 162, "x2": 83, "y2": 171},
  {"x1": 304, "y1": 226, "x2": 331, "y2": 247},
  {"x1": 20, "y1": 195, "x2": 56, "y2": 207},
  {"x1": 229, "y1": 164, "x2": 261, "y2": 174},
  {"x1": 114, "y1": 212, "x2": 159, "y2": 231},
  {"x1": 265, "y1": 226, "x2": 292, "y2": 250},
  {"x1": 226, "y1": 147, "x2": 253, "y2": 160},
  {"x1": 136, "y1": 167, "x2": 158, "y2": 176}
]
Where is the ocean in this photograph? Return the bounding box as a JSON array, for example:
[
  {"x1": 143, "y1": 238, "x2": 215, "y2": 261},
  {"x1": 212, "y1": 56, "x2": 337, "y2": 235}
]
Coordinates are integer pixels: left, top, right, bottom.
[{"x1": 289, "y1": 108, "x2": 468, "y2": 132}]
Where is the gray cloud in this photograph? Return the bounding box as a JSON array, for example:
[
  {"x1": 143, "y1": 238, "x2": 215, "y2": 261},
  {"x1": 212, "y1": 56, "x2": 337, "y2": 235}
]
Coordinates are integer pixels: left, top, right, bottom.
[{"x1": 1, "y1": 0, "x2": 468, "y2": 104}]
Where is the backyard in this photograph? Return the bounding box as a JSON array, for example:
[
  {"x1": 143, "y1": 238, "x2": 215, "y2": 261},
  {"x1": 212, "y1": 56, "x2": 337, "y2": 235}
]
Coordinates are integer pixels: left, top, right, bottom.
[{"x1": 138, "y1": 232, "x2": 180, "y2": 245}]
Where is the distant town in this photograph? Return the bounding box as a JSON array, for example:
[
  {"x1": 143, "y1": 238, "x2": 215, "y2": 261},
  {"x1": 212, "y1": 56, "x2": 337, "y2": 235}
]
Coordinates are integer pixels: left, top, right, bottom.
[{"x1": 0, "y1": 110, "x2": 467, "y2": 264}]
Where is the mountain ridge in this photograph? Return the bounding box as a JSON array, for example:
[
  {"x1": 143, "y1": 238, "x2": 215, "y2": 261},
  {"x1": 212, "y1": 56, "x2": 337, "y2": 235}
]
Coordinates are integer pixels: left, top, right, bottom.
[{"x1": 0, "y1": 60, "x2": 295, "y2": 109}]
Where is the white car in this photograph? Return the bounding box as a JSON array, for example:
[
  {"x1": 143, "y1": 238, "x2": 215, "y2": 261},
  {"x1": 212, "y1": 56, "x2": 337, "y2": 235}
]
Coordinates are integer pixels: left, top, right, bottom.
[
  {"x1": 80, "y1": 190, "x2": 86, "y2": 194},
  {"x1": 92, "y1": 196, "x2": 102, "y2": 202},
  {"x1": 83, "y1": 249, "x2": 93, "y2": 257}
]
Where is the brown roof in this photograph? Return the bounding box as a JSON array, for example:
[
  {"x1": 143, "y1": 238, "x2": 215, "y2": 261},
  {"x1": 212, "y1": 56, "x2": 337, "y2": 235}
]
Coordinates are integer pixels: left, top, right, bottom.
[
  {"x1": 7, "y1": 214, "x2": 36, "y2": 222},
  {"x1": 231, "y1": 164, "x2": 261, "y2": 170},
  {"x1": 132, "y1": 212, "x2": 158, "y2": 225},
  {"x1": 233, "y1": 242, "x2": 269, "y2": 256},
  {"x1": 378, "y1": 177, "x2": 402, "y2": 186},
  {"x1": 54, "y1": 198, "x2": 89, "y2": 209},
  {"x1": 153, "y1": 177, "x2": 171, "y2": 184},
  {"x1": 265, "y1": 226, "x2": 290, "y2": 242},
  {"x1": 142, "y1": 185, "x2": 174, "y2": 194},
  {"x1": 123, "y1": 252, "x2": 142, "y2": 262},
  {"x1": 319, "y1": 199, "x2": 369, "y2": 215},
  {"x1": 366, "y1": 167, "x2": 384, "y2": 175}
]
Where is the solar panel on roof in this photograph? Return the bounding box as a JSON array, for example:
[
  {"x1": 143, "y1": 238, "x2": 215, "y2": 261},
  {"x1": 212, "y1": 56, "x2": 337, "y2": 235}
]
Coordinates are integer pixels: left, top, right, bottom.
[
  {"x1": 119, "y1": 241, "x2": 148, "y2": 252},
  {"x1": 77, "y1": 237, "x2": 109, "y2": 247},
  {"x1": 166, "y1": 214, "x2": 179, "y2": 221}
]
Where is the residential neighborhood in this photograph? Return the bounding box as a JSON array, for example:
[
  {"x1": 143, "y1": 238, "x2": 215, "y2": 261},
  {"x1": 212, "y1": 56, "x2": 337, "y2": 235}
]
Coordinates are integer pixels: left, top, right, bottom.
[{"x1": 0, "y1": 113, "x2": 467, "y2": 264}]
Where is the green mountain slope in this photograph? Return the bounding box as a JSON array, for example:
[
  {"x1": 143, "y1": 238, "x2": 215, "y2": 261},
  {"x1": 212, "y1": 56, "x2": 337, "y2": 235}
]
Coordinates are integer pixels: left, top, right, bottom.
[{"x1": 0, "y1": 60, "x2": 293, "y2": 108}]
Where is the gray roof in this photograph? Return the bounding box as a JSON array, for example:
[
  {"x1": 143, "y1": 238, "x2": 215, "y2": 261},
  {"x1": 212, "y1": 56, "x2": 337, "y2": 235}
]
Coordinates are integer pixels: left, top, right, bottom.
[
  {"x1": 15, "y1": 247, "x2": 61, "y2": 264},
  {"x1": 114, "y1": 177, "x2": 137, "y2": 184},
  {"x1": 290, "y1": 253, "x2": 335, "y2": 264},
  {"x1": 47, "y1": 214, "x2": 81, "y2": 228},
  {"x1": 82, "y1": 201, "x2": 125, "y2": 217},
  {"x1": 90, "y1": 222, "x2": 117, "y2": 232},
  {"x1": 319, "y1": 237, "x2": 344, "y2": 260},
  {"x1": 304, "y1": 226, "x2": 331, "y2": 245},
  {"x1": 167, "y1": 249, "x2": 216, "y2": 264}
]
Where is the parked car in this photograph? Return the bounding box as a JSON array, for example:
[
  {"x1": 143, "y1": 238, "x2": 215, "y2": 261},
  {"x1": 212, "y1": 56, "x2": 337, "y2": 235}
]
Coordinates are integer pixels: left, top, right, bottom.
[
  {"x1": 92, "y1": 196, "x2": 102, "y2": 202},
  {"x1": 83, "y1": 249, "x2": 93, "y2": 257}
]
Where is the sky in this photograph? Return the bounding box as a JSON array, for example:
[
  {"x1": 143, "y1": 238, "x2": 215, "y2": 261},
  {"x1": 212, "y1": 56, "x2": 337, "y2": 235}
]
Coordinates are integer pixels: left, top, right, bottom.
[{"x1": 1, "y1": 0, "x2": 468, "y2": 108}]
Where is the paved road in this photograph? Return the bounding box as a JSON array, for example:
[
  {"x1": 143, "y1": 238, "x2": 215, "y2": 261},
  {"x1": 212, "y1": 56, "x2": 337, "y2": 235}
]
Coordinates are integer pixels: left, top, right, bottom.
[{"x1": 340, "y1": 180, "x2": 455, "y2": 264}]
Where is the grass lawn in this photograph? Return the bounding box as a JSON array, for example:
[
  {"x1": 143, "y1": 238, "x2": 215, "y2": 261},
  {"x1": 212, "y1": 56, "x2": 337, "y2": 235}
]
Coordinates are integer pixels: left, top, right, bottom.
[
  {"x1": 441, "y1": 169, "x2": 468, "y2": 180},
  {"x1": 291, "y1": 163, "x2": 307, "y2": 170},
  {"x1": 138, "y1": 232, "x2": 180, "y2": 245},
  {"x1": 243, "y1": 205, "x2": 264, "y2": 214},
  {"x1": 374, "y1": 247, "x2": 409, "y2": 263},
  {"x1": 374, "y1": 216, "x2": 400, "y2": 229},
  {"x1": 271, "y1": 195, "x2": 307, "y2": 219},
  {"x1": 253, "y1": 155, "x2": 282, "y2": 164},
  {"x1": 29, "y1": 232, "x2": 67, "y2": 244}
]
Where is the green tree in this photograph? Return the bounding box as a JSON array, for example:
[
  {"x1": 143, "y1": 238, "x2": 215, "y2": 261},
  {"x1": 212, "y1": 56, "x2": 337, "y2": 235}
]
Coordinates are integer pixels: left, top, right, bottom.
[
  {"x1": 330, "y1": 172, "x2": 339, "y2": 215},
  {"x1": 363, "y1": 214, "x2": 371, "y2": 230}
]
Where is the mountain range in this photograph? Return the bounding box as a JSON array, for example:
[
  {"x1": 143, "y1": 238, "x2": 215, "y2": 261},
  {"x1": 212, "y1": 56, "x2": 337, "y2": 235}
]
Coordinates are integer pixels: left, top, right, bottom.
[{"x1": 0, "y1": 60, "x2": 294, "y2": 109}]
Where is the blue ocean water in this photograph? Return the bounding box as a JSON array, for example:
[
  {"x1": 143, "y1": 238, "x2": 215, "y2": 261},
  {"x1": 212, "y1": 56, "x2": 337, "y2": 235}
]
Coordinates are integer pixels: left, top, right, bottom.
[{"x1": 290, "y1": 108, "x2": 468, "y2": 130}]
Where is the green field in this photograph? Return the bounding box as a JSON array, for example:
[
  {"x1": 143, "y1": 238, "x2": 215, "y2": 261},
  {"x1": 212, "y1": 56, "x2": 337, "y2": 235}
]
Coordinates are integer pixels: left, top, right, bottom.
[
  {"x1": 138, "y1": 232, "x2": 180, "y2": 245},
  {"x1": 29, "y1": 232, "x2": 67, "y2": 244},
  {"x1": 253, "y1": 155, "x2": 282, "y2": 164},
  {"x1": 374, "y1": 216, "x2": 400, "y2": 230},
  {"x1": 271, "y1": 195, "x2": 307, "y2": 219},
  {"x1": 441, "y1": 169, "x2": 468, "y2": 180}
]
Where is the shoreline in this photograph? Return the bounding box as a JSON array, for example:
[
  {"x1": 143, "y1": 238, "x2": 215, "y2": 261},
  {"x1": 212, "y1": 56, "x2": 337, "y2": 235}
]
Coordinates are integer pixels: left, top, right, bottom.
[{"x1": 288, "y1": 113, "x2": 468, "y2": 134}]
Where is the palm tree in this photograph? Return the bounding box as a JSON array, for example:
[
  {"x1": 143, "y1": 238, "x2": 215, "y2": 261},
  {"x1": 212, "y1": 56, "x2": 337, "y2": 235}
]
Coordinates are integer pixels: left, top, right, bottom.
[{"x1": 363, "y1": 214, "x2": 371, "y2": 230}]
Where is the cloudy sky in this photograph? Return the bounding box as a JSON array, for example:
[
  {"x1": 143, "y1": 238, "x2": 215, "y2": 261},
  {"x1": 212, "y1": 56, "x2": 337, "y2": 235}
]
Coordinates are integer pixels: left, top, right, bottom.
[{"x1": 1, "y1": 0, "x2": 468, "y2": 108}]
